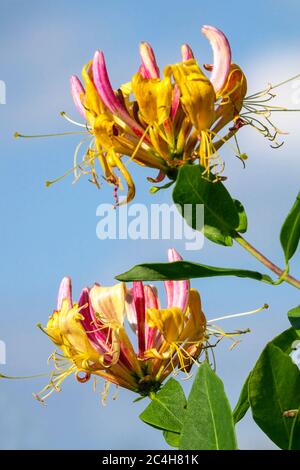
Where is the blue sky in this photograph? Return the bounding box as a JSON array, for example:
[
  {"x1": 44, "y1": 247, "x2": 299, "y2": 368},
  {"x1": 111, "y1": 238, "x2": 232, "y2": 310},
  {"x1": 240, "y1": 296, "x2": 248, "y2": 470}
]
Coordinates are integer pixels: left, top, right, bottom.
[{"x1": 0, "y1": 0, "x2": 300, "y2": 450}]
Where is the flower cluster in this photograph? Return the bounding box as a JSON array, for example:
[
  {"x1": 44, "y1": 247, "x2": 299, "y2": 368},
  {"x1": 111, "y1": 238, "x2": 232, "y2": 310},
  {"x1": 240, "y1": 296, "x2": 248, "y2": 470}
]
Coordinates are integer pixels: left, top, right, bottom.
[
  {"x1": 36, "y1": 249, "x2": 207, "y2": 402},
  {"x1": 67, "y1": 25, "x2": 247, "y2": 203}
]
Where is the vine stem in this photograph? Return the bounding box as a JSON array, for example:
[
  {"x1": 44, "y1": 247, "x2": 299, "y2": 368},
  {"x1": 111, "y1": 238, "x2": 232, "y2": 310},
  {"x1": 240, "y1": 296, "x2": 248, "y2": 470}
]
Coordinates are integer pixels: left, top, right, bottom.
[{"x1": 234, "y1": 234, "x2": 300, "y2": 290}]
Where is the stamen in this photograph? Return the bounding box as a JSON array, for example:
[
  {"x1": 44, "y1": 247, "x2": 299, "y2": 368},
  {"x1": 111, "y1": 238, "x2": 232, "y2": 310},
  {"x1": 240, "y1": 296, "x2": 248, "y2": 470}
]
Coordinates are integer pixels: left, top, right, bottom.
[
  {"x1": 45, "y1": 148, "x2": 95, "y2": 188},
  {"x1": 101, "y1": 380, "x2": 110, "y2": 406},
  {"x1": 125, "y1": 124, "x2": 151, "y2": 166},
  {"x1": 207, "y1": 303, "x2": 268, "y2": 324},
  {"x1": 60, "y1": 111, "x2": 90, "y2": 129},
  {"x1": 72, "y1": 136, "x2": 93, "y2": 182},
  {"x1": 14, "y1": 131, "x2": 87, "y2": 139}
]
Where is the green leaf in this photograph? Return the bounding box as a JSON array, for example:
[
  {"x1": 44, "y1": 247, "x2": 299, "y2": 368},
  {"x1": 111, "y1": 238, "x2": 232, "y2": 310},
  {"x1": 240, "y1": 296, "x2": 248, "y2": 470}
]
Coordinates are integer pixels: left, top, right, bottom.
[
  {"x1": 234, "y1": 199, "x2": 248, "y2": 233},
  {"x1": 233, "y1": 373, "x2": 251, "y2": 424},
  {"x1": 249, "y1": 343, "x2": 300, "y2": 449},
  {"x1": 280, "y1": 191, "x2": 300, "y2": 262},
  {"x1": 288, "y1": 305, "x2": 300, "y2": 331},
  {"x1": 116, "y1": 260, "x2": 273, "y2": 284},
  {"x1": 139, "y1": 378, "x2": 187, "y2": 433},
  {"x1": 179, "y1": 363, "x2": 237, "y2": 450},
  {"x1": 172, "y1": 165, "x2": 244, "y2": 246},
  {"x1": 272, "y1": 327, "x2": 300, "y2": 354},
  {"x1": 163, "y1": 430, "x2": 180, "y2": 448}
]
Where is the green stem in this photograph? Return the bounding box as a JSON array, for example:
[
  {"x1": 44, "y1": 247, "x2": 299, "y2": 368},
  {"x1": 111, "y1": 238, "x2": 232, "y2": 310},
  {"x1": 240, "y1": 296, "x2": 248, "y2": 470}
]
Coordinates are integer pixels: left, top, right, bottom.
[{"x1": 234, "y1": 234, "x2": 300, "y2": 290}]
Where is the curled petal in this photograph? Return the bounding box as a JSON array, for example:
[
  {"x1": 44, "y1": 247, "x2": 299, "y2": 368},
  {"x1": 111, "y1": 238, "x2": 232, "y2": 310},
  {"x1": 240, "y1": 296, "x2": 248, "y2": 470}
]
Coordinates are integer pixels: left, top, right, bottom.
[
  {"x1": 70, "y1": 75, "x2": 87, "y2": 119},
  {"x1": 204, "y1": 63, "x2": 213, "y2": 72},
  {"x1": 57, "y1": 277, "x2": 72, "y2": 310},
  {"x1": 181, "y1": 44, "x2": 194, "y2": 61},
  {"x1": 139, "y1": 42, "x2": 160, "y2": 79},
  {"x1": 147, "y1": 169, "x2": 166, "y2": 183},
  {"x1": 201, "y1": 25, "x2": 231, "y2": 94},
  {"x1": 108, "y1": 152, "x2": 136, "y2": 205}
]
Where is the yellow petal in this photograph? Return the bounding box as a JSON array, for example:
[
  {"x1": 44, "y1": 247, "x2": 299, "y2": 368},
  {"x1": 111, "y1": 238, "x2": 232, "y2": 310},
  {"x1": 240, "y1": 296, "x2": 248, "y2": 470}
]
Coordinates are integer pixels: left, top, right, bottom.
[
  {"x1": 213, "y1": 64, "x2": 247, "y2": 134},
  {"x1": 82, "y1": 61, "x2": 104, "y2": 125},
  {"x1": 179, "y1": 289, "x2": 206, "y2": 342},
  {"x1": 46, "y1": 300, "x2": 100, "y2": 365},
  {"x1": 90, "y1": 283, "x2": 126, "y2": 326},
  {"x1": 165, "y1": 59, "x2": 216, "y2": 133},
  {"x1": 131, "y1": 73, "x2": 172, "y2": 125},
  {"x1": 93, "y1": 114, "x2": 118, "y2": 149},
  {"x1": 109, "y1": 151, "x2": 136, "y2": 204},
  {"x1": 146, "y1": 307, "x2": 184, "y2": 343}
]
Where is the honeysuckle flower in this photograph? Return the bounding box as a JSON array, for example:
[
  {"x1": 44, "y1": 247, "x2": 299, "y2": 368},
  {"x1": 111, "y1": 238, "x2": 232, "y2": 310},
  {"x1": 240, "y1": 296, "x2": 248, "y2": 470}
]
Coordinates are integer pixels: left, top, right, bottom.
[
  {"x1": 35, "y1": 249, "x2": 208, "y2": 402},
  {"x1": 16, "y1": 24, "x2": 300, "y2": 202},
  {"x1": 38, "y1": 24, "x2": 249, "y2": 203}
]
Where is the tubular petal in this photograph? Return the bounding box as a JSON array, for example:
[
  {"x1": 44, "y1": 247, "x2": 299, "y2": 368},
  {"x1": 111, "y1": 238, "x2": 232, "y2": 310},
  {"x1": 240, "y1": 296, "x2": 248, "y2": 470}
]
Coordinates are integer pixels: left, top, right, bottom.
[
  {"x1": 92, "y1": 51, "x2": 146, "y2": 139},
  {"x1": 125, "y1": 288, "x2": 137, "y2": 334},
  {"x1": 57, "y1": 277, "x2": 72, "y2": 310},
  {"x1": 70, "y1": 75, "x2": 87, "y2": 119},
  {"x1": 139, "y1": 42, "x2": 160, "y2": 79},
  {"x1": 201, "y1": 25, "x2": 231, "y2": 94},
  {"x1": 133, "y1": 281, "x2": 146, "y2": 356},
  {"x1": 181, "y1": 44, "x2": 194, "y2": 61},
  {"x1": 167, "y1": 248, "x2": 190, "y2": 313},
  {"x1": 92, "y1": 50, "x2": 122, "y2": 114},
  {"x1": 171, "y1": 84, "x2": 181, "y2": 120},
  {"x1": 144, "y1": 285, "x2": 160, "y2": 350}
]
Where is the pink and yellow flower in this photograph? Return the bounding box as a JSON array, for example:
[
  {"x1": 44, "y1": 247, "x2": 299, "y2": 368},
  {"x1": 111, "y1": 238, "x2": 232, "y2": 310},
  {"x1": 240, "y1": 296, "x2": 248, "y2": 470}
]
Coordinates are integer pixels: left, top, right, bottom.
[
  {"x1": 36, "y1": 249, "x2": 207, "y2": 401},
  {"x1": 64, "y1": 25, "x2": 247, "y2": 203}
]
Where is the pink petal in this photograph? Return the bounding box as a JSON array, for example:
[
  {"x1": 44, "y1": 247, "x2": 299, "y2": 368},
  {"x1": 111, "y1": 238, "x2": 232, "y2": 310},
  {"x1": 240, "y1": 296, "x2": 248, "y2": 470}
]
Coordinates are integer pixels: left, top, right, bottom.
[
  {"x1": 167, "y1": 248, "x2": 190, "y2": 313},
  {"x1": 133, "y1": 281, "x2": 146, "y2": 357},
  {"x1": 144, "y1": 285, "x2": 160, "y2": 350},
  {"x1": 78, "y1": 288, "x2": 110, "y2": 354},
  {"x1": 139, "y1": 42, "x2": 160, "y2": 79},
  {"x1": 70, "y1": 75, "x2": 87, "y2": 119},
  {"x1": 164, "y1": 280, "x2": 175, "y2": 308},
  {"x1": 57, "y1": 276, "x2": 72, "y2": 310},
  {"x1": 125, "y1": 287, "x2": 137, "y2": 334},
  {"x1": 92, "y1": 50, "x2": 148, "y2": 139},
  {"x1": 138, "y1": 64, "x2": 148, "y2": 79},
  {"x1": 92, "y1": 51, "x2": 122, "y2": 114},
  {"x1": 181, "y1": 44, "x2": 194, "y2": 61},
  {"x1": 171, "y1": 84, "x2": 181, "y2": 120},
  {"x1": 201, "y1": 25, "x2": 231, "y2": 93}
]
